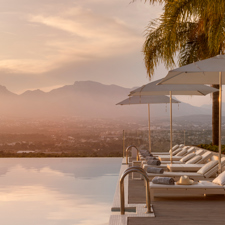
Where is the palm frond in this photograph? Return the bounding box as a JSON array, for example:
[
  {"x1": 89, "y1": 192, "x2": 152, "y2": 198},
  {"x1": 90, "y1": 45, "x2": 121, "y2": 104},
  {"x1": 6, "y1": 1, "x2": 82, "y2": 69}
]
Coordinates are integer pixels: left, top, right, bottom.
[{"x1": 142, "y1": 0, "x2": 225, "y2": 77}]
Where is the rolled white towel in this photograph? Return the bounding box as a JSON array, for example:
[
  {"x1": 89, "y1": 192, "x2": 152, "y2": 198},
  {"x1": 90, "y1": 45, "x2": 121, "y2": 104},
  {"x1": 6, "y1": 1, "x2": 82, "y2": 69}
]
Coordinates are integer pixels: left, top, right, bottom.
[
  {"x1": 146, "y1": 156, "x2": 157, "y2": 160},
  {"x1": 147, "y1": 159, "x2": 161, "y2": 166},
  {"x1": 152, "y1": 176, "x2": 175, "y2": 185},
  {"x1": 147, "y1": 167, "x2": 164, "y2": 174}
]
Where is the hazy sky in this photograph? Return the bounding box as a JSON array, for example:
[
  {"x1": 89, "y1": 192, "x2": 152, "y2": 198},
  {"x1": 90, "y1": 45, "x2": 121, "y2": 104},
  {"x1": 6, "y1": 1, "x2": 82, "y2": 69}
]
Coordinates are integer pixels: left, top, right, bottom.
[{"x1": 0, "y1": 0, "x2": 219, "y2": 107}]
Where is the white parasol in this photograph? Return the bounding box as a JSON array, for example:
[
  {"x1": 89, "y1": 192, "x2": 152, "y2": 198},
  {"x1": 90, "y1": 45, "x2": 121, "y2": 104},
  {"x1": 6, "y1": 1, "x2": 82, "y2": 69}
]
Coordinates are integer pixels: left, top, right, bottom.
[
  {"x1": 158, "y1": 54, "x2": 225, "y2": 172},
  {"x1": 129, "y1": 79, "x2": 218, "y2": 163},
  {"x1": 117, "y1": 95, "x2": 180, "y2": 153}
]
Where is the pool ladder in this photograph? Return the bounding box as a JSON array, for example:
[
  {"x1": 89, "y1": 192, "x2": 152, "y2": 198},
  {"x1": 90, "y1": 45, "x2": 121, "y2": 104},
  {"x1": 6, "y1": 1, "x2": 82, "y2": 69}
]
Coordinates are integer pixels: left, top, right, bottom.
[
  {"x1": 120, "y1": 166, "x2": 152, "y2": 215},
  {"x1": 125, "y1": 145, "x2": 139, "y2": 164}
]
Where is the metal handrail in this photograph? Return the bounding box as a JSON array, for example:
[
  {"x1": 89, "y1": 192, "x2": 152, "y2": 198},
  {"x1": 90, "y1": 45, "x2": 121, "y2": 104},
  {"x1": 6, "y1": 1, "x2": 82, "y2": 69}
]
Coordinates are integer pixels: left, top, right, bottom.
[
  {"x1": 120, "y1": 167, "x2": 152, "y2": 215},
  {"x1": 122, "y1": 166, "x2": 146, "y2": 176},
  {"x1": 126, "y1": 145, "x2": 139, "y2": 164},
  {"x1": 122, "y1": 167, "x2": 149, "y2": 208}
]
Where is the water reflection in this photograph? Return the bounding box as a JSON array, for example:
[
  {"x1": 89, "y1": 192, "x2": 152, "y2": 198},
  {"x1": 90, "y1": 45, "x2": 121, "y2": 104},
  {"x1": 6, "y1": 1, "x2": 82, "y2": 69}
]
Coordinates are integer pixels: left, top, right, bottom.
[{"x1": 0, "y1": 158, "x2": 122, "y2": 225}]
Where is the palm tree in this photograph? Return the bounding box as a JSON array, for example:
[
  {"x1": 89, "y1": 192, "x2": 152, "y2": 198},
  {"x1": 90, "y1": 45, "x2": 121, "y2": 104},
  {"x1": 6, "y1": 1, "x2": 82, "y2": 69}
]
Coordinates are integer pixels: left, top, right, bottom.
[{"x1": 139, "y1": 0, "x2": 225, "y2": 145}]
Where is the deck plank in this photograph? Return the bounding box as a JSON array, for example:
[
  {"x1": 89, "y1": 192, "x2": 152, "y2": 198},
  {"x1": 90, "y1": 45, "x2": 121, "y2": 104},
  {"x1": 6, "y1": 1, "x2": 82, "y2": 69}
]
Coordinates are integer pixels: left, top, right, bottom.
[{"x1": 128, "y1": 175, "x2": 225, "y2": 225}]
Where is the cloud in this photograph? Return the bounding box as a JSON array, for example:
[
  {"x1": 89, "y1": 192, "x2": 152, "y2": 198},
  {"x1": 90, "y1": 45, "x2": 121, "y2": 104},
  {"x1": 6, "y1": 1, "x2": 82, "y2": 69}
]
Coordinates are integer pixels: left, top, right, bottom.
[
  {"x1": 0, "y1": 6, "x2": 143, "y2": 75},
  {"x1": 0, "y1": 0, "x2": 166, "y2": 95},
  {"x1": 29, "y1": 7, "x2": 142, "y2": 51},
  {"x1": 0, "y1": 59, "x2": 53, "y2": 74}
]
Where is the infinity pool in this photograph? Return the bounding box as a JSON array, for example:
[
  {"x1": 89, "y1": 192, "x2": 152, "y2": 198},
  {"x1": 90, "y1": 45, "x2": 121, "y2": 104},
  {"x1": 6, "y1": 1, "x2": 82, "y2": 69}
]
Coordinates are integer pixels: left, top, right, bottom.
[{"x1": 0, "y1": 158, "x2": 122, "y2": 225}]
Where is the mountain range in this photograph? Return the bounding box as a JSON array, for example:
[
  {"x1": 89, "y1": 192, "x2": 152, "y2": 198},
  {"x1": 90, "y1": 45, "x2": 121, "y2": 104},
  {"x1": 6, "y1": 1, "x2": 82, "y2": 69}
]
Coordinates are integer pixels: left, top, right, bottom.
[{"x1": 0, "y1": 80, "x2": 217, "y2": 119}]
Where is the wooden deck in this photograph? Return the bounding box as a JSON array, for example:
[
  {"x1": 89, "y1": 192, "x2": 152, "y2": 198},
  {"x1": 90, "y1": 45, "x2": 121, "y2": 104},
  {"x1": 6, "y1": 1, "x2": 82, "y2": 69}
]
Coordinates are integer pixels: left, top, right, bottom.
[{"x1": 128, "y1": 177, "x2": 225, "y2": 225}]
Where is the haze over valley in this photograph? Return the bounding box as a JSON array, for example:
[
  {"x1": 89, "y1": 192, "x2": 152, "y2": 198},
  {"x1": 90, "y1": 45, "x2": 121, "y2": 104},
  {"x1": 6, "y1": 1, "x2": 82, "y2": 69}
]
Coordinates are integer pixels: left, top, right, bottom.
[
  {"x1": 0, "y1": 80, "x2": 222, "y2": 157},
  {"x1": 0, "y1": 80, "x2": 217, "y2": 120}
]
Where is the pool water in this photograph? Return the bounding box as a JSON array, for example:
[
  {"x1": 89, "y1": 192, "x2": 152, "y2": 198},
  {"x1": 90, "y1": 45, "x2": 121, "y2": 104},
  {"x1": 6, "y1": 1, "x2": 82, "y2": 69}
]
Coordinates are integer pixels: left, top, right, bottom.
[{"x1": 0, "y1": 158, "x2": 122, "y2": 225}]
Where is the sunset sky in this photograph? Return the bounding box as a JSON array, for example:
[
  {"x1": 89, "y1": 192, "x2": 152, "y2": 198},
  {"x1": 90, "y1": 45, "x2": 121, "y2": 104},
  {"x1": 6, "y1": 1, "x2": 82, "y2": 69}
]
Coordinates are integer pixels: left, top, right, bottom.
[{"x1": 0, "y1": 0, "x2": 218, "y2": 106}]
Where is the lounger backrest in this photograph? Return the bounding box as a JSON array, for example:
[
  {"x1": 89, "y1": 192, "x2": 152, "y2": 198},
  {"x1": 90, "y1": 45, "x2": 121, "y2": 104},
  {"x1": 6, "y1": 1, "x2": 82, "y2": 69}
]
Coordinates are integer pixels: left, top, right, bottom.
[
  {"x1": 180, "y1": 153, "x2": 196, "y2": 163},
  {"x1": 172, "y1": 148, "x2": 182, "y2": 156},
  {"x1": 197, "y1": 151, "x2": 212, "y2": 164},
  {"x1": 186, "y1": 147, "x2": 195, "y2": 153},
  {"x1": 195, "y1": 149, "x2": 204, "y2": 156},
  {"x1": 186, "y1": 155, "x2": 202, "y2": 164},
  {"x1": 182, "y1": 147, "x2": 196, "y2": 156},
  {"x1": 176, "y1": 148, "x2": 188, "y2": 156},
  {"x1": 179, "y1": 144, "x2": 184, "y2": 147},
  {"x1": 197, "y1": 160, "x2": 218, "y2": 175},
  {"x1": 172, "y1": 144, "x2": 179, "y2": 151},
  {"x1": 204, "y1": 157, "x2": 225, "y2": 178}
]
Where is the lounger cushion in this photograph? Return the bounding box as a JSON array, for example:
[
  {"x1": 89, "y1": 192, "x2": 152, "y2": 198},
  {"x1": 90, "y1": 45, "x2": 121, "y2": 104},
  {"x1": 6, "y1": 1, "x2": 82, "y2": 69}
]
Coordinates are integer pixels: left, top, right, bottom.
[
  {"x1": 180, "y1": 153, "x2": 196, "y2": 163},
  {"x1": 200, "y1": 151, "x2": 212, "y2": 158},
  {"x1": 186, "y1": 147, "x2": 196, "y2": 154},
  {"x1": 212, "y1": 171, "x2": 225, "y2": 186},
  {"x1": 197, "y1": 160, "x2": 218, "y2": 175},
  {"x1": 186, "y1": 155, "x2": 202, "y2": 164},
  {"x1": 179, "y1": 144, "x2": 184, "y2": 147},
  {"x1": 172, "y1": 144, "x2": 179, "y2": 151},
  {"x1": 198, "y1": 152, "x2": 213, "y2": 164},
  {"x1": 195, "y1": 149, "x2": 204, "y2": 155},
  {"x1": 176, "y1": 149, "x2": 187, "y2": 156},
  {"x1": 171, "y1": 148, "x2": 182, "y2": 156}
]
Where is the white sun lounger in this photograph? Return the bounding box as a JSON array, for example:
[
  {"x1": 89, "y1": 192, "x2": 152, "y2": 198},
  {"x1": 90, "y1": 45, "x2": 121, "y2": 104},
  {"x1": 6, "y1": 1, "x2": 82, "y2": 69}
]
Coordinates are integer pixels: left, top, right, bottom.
[
  {"x1": 140, "y1": 149, "x2": 182, "y2": 161},
  {"x1": 154, "y1": 152, "x2": 201, "y2": 165},
  {"x1": 157, "y1": 155, "x2": 183, "y2": 161},
  {"x1": 157, "y1": 147, "x2": 202, "y2": 161},
  {"x1": 151, "y1": 144, "x2": 184, "y2": 155},
  {"x1": 142, "y1": 156, "x2": 185, "y2": 171},
  {"x1": 142, "y1": 155, "x2": 195, "y2": 171},
  {"x1": 187, "y1": 151, "x2": 212, "y2": 164},
  {"x1": 147, "y1": 158, "x2": 225, "y2": 181},
  {"x1": 142, "y1": 151, "x2": 212, "y2": 172},
  {"x1": 139, "y1": 146, "x2": 184, "y2": 160},
  {"x1": 167, "y1": 164, "x2": 205, "y2": 172},
  {"x1": 157, "y1": 149, "x2": 205, "y2": 163},
  {"x1": 149, "y1": 180, "x2": 225, "y2": 201},
  {"x1": 143, "y1": 163, "x2": 204, "y2": 172},
  {"x1": 166, "y1": 151, "x2": 213, "y2": 172},
  {"x1": 142, "y1": 162, "x2": 168, "y2": 170},
  {"x1": 139, "y1": 146, "x2": 192, "y2": 163}
]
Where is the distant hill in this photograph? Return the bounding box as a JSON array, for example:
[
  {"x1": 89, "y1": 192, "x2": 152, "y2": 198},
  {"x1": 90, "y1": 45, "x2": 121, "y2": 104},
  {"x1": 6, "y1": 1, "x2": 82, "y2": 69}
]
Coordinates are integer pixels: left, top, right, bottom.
[{"x1": 0, "y1": 80, "x2": 216, "y2": 119}]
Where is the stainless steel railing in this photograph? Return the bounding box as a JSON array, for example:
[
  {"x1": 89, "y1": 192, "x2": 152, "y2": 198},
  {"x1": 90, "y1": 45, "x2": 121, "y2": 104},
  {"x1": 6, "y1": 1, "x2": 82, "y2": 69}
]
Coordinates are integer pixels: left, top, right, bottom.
[{"x1": 119, "y1": 166, "x2": 152, "y2": 215}]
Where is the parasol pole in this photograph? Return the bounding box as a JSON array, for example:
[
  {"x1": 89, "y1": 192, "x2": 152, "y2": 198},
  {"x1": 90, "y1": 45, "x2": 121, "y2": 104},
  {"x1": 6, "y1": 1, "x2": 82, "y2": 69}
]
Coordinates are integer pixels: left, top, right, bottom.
[
  {"x1": 219, "y1": 72, "x2": 222, "y2": 173},
  {"x1": 123, "y1": 130, "x2": 125, "y2": 158},
  {"x1": 170, "y1": 91, "x2": 173, "y2": 164},
  {"x1": 148, "y1": 104, "x2": 151, "y2": 153}
]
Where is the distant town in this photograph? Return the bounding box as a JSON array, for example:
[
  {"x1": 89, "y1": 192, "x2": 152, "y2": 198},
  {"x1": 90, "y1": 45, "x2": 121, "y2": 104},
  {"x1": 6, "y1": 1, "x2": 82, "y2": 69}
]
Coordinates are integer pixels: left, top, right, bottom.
[
  {"x1": 0, "y1": 115, "x2": 223, "y2": 157},
  {"x1": 0, "y1": 80, "x2": 222, "y2": 157}
]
